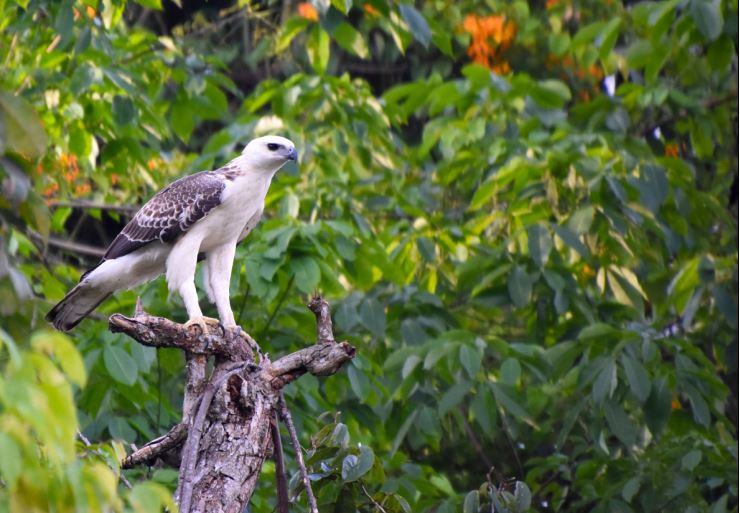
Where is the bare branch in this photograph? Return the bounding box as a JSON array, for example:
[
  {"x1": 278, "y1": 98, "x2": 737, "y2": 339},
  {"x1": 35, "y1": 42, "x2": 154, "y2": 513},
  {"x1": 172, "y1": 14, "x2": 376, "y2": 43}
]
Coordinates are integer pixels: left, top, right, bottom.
[
  {"x1": 122, "y1": 423, "x2": 188, "y2": 469},
  {"x1": 279, "y1": 393, "x2": 319, "y2": 513}
]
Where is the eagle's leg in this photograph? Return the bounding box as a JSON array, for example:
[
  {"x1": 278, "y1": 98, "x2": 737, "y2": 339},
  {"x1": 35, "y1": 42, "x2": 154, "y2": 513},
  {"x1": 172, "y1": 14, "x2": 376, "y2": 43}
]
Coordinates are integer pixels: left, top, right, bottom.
[
  {"x1": 166, "y1": 233, "x2": 221, "y2": 333},
  {"x1": 205, "y1": 242, "x2": 238, "y2": 328}
]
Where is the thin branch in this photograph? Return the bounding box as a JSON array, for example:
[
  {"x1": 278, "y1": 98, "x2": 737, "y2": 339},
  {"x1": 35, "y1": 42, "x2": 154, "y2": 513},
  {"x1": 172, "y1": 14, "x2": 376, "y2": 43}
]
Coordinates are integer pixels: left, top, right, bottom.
[
  {"x1": 460, "y1": 407, "x2": 493, "y2": 469},
  {"x1": 271, "y1": 414, "x2": 290, "y2": 513},
  {"x1": 78, "y1": 431, "x2": 132, "y2": 489},
  {"x1": 257, "y1": 274, "x2": 295, "y2": 341},
  {"x1": 278, "y1": 393, "x2": 319, "y2": 513},
  {"x1": 27, "y1": 230, "x2": 105, "y2": 258},
  {"x1": 361, "y1": 483, "x2": 388, "y2": 513},
  {"x1": 122, "y1": 423, "x2": 188, "y2": 469},
  {"x1": 48, "y1": 199, "x2": 138, "y2": 214}
]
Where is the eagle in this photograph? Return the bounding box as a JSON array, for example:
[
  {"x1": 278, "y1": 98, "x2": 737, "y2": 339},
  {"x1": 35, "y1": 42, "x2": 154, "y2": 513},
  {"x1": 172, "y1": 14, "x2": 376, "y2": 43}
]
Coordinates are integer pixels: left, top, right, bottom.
[{"x1": 47, "y1": 135, "x2": 297, "y2": 332}]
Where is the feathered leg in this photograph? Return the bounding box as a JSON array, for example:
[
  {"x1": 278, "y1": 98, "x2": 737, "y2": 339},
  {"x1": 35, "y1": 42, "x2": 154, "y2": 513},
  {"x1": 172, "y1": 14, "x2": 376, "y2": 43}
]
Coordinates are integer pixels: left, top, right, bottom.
[
  {"x1": 166, "y1": 233, "x2": 219, "y2": 333},
  {"x1": 205, "y1": 242, "x2": 237, "y2": 328}
]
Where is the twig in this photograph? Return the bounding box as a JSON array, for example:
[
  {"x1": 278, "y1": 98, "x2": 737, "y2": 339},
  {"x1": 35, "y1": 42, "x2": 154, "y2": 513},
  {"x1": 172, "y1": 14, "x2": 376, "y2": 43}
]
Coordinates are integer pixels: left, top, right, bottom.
[
  {"x1": 49, "y1": 199, "x2": 138, "y2": 214},
  {"x1": 308, "y1": 294, "x2": 334, "y2": 344},
  {"x1": 177, "y1": 362, "x2": 248, "y2": 513},
  {"x1": 460, "y1": 407, "x2": 493, "y2": 469},
  {"x1": 78, "y1": 431, "x2": 132, "y2": 489},
  {"x1": 257, "y1": 274, "x2": 295, "y2": 341},
  {"x1": 27, "y1": 230, "x2": 106, "y2": 258},
  {"x1": 361, "y1": 483, "x2": 388, "y2": 513},
  {"x1": 278, "y1": 393, "x2": 319, "y2": 513},
  {"x1": 271, "y1": 413, "x2": 290, "y2": 513},
  {"x1": 122, "y1": 423, "x2": 188, "y2": 469}
]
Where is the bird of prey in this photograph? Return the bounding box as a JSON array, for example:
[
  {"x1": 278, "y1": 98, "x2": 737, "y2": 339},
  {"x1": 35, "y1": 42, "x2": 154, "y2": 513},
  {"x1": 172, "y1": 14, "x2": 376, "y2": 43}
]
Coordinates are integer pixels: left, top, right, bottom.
[{"x1": 47, "y1": 135, "x2": 297, "y2": 332}]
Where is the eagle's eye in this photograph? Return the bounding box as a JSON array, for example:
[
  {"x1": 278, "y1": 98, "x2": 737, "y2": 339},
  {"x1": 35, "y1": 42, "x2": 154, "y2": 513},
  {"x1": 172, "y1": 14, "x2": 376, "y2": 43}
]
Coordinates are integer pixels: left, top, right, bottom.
[{"x1": 267, "y1": 143, "x2": 280, "y2": 151}]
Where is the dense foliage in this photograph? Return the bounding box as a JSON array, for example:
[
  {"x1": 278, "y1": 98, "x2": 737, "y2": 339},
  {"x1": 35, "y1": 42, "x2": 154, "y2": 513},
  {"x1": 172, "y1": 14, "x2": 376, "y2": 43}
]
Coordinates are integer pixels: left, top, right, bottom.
[{"x1": 0, "y1": 0, "x2": 737, "y2": 512}]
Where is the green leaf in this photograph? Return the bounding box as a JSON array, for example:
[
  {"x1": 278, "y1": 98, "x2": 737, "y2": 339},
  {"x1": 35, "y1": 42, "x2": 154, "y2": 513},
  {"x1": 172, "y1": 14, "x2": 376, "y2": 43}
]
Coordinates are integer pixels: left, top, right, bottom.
[
  {"x1": 514, "y1": 481, "x2": 532, "y2": 511},
  {"x1": 399, "y1": 4, "x2": 431, "y2": 48},
  {"x1": 529, "y1": 80, "x2": 572, "y2": 109},
  {"x1": 134, "y1": 0, "x2": 163, "y2": 9},
  {"x1": 308, "y1": 26, "x2": 330, "y2": 74},
  {"x1": 438, "y1": 382, "x2": 469, "y2": 416},
  {"x1": 644, "y1": 376, "x2": 672, "y2": 435},
  {"x1": 333, "y1": 22, "x2": 369, "y2": 59},
  {"x1": 491, "y1": 383, "x2": 531, "y2": 421},
  {"x1": 359, "y1": 298, "x2": 386, "y2": 339},
  {"x1": 592, "y1": 358, "x2": 616, "y2": 404},
  {"x1": 0, "y1": 90, "x2": 48, "y2": 159},
  {"x1": 171, "y1": 96, "x2": 195, "y2": 142},
  {"x1": 459, "y1": 345, "x2": 480, "y2": 379},
  {"x1": 528, "y1": 224, "x2": 552, "y2": 268},
  {"x1": 681, "y1": 449, "x2": 702, "y2": 471},
  {"x1": 622, "y1": 477, "x2": 641, "y2": 502},
  {"x1": 620, "y1": 354, "x2": 650, "y2": 403},
  {"x1": 549, "y1": 32, "x2": 570, "y2": 57},
  {"x1": 463, "y1": 491, "x2": 479, "y2": 513},
  {"x1": 690, "y1": 0, "x2": 723, "y2": 41},
  {"x1": 330, "y1": 0, "x2": 352, "y2": 14},
  {"x1": 568, "y1": 206, "x2": 595, "y2": 235},
  {"x1": 552, "y1": 224, "x2": 589, "y2": 258},
  {"x1": 0, "y1": 433, "x2": 21, "y2": 485},
  {"x1": 103, "y1": 345, "x2": 138, "y2": 386},
  {"x1": 102, "y1": 0, "x2": 124, "y2": 29},
  {"x1": 636, "y1": 165, "x2": 668, "y2": 212},
  {"x1": 604, "y1": 400, "x2": 637, "y2": 447},
  {"x1": 276, "y1": 17, "x2": 311, "y2": 52},
  {"x1": 471, "y1": 385, "x2": 498, "y2": 436},
  {"x1": 500, "y1": 357, "x2": 521, "y2": 386},
  {"x1": 347, "y1": 364, "x2": 370, "y2": 401},
  {"x1": 341, "y1": 446, "x2": 374, "y2": 482},
  {"x1": 507, "y1": 265, "x2": 532, "y2": 308},
  {"x1": 290, "y1": 255, "x2": 321, "y2": 293},
  {"x1": 597, "y1": 18, "x2": 621, "y2": 59},
  {"x1": 112, "y1": 95, "x2": 135, "y2": 126}
]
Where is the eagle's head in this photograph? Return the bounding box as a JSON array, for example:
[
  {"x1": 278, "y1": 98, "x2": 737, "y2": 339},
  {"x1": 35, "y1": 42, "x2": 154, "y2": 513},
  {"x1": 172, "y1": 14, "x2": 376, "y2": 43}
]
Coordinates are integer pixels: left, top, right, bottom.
[{"x1": 242, "y1": 135, "x2": 297, "y2": 172}]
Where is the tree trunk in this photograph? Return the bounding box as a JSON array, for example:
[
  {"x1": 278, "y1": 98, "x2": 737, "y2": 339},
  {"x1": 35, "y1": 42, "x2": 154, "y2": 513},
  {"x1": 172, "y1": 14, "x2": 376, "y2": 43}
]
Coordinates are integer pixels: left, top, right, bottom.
[{"x1": 111, "y1": 297, "x2": 355, "y2": 513}]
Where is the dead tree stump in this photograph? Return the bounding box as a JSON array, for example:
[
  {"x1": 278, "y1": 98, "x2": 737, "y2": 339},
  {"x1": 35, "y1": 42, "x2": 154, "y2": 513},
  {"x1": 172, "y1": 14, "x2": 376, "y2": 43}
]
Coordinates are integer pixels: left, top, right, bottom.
[{"x1": 109, "y1": 296, "x2": 356, "y2": 513}]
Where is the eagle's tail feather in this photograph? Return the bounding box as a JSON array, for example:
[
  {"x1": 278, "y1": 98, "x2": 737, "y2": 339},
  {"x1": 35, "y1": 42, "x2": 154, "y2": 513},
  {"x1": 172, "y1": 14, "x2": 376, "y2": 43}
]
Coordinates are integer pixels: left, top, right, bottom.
[{"x1": 46, "y1": 282, "x2": 111, "y2": 332}]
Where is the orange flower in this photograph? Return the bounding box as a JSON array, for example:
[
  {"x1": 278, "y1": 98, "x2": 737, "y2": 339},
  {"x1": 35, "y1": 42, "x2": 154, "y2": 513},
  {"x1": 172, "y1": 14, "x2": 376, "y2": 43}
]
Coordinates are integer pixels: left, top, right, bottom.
[
  {"x1": 664, "y1": 143, "x2": 679, "y2": 157},
  {"x1": 546, "y1": 0, "x2": 559, "y2": 9},
  {"x1": 147, "y1": 158, "x2": 160, "y2": 171},
  {"x1": 111, "y1": 173, "x2": 119, "y2": 185},
  {"x1": 671, "y1": 397, "x2": 682, "y2": 410},
  {"x1": 297, "y1": 2, "x2": 319, "y2": 21},
  {"x1": 86, "y1": 5, "x2": 96, "y2": 19},
  {"x1": 461, "y1": 14, "x2": 516, "y2": 74},
  {"x1": 43, "y1": 182, "x2": 59, "y2": 197},
  {"x1": 75, "y1": 182, "x2": 91, "y2": 196},
  {"x1": 363, "y1": 3, "x2": 379, "y2": 16}
]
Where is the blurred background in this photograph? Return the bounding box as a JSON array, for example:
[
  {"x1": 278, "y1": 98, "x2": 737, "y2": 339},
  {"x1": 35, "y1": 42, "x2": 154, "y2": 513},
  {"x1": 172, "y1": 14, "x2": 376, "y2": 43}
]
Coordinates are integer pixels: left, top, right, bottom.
[{"x1": 0, "y1": 0, "x2": 737, "y2": 512}]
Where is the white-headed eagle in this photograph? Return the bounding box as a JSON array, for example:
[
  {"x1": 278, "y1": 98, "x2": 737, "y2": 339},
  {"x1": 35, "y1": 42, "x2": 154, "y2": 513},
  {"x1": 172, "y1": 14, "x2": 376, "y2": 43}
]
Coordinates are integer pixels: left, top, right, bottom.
[{"x1": 47, "y1": 135, "x2": 297, "y2": 332}]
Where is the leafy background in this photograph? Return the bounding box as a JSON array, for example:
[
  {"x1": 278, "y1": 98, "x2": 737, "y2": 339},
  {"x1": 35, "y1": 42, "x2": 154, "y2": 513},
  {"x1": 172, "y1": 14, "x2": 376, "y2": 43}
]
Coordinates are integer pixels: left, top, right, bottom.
[{"x1": 0, "y1": 0, "x2": 737, "y2": 512}]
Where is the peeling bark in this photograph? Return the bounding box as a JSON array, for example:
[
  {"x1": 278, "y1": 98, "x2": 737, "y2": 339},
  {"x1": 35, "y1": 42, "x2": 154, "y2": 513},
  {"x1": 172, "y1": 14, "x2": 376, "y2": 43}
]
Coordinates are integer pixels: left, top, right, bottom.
[{"x1": 111, "y1": 296, "x2": 355, "y2": 513}]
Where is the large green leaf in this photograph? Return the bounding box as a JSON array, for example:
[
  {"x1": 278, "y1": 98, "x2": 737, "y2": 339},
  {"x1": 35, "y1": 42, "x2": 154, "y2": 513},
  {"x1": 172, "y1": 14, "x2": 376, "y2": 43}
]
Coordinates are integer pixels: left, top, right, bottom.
[{"x1": 0, "y1": 91, "x2": 47, "y2": 159}]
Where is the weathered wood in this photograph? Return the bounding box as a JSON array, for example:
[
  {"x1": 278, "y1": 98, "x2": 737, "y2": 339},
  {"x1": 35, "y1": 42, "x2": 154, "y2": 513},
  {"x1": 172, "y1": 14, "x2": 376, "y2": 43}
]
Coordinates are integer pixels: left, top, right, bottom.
[{"x1": 112, "y1": 296, "x2": 355, "y2": 513}]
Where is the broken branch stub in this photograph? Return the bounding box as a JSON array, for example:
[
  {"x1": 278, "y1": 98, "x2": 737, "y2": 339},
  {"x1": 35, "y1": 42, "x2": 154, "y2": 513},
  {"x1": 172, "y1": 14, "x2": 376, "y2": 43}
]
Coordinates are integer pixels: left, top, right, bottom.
[{"x1": 110, "y1": 296, "x2": 355, "y2": 513}]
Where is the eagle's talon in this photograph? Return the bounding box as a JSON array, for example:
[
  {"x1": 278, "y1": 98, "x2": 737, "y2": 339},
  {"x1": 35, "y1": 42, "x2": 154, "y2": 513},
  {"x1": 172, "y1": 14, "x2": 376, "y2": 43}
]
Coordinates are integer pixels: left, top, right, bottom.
[{"x1": 184, "y1": 316, "x2": 222, "y2": 335}]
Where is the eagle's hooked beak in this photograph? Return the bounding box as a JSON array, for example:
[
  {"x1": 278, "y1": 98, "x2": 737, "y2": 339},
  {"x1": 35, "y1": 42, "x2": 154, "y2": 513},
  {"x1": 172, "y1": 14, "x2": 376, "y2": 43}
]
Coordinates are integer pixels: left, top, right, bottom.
[{"x1": 287, "y1": 147, "x2": 297, "y2": 161}]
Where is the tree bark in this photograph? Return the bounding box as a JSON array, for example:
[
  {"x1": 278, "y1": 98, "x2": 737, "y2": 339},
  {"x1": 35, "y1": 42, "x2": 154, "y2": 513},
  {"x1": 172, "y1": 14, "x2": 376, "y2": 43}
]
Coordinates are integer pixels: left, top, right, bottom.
[{"x1": 110, "y1": 296, "x2": 355, "y2": 513}]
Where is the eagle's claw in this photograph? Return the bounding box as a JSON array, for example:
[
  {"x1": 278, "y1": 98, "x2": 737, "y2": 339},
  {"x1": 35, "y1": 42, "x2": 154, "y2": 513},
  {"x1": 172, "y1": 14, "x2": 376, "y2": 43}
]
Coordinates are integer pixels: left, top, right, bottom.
[{"x1": 184, "y1": 316, "x2": 222, "y2": 335}]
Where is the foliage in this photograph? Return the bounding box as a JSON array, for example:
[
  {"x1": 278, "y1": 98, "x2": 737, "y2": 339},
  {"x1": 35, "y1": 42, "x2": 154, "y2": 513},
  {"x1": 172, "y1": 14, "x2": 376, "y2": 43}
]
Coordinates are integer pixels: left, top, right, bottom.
[{"x1": 0, "y1": 0, "x2": 737, "y2": 512}]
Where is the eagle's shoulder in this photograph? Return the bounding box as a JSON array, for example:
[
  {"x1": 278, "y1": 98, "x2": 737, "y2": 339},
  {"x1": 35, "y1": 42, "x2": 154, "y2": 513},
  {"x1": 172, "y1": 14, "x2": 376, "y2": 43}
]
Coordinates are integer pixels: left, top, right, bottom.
[{"x1": 103, "y1": 170, "x2": 227, "y2": 261}]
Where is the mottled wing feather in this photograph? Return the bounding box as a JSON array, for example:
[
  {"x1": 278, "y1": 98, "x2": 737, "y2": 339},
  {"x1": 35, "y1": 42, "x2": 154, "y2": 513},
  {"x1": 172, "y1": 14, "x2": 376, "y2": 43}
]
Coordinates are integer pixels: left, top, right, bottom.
[{"x1": 104, "y1": 171, "x2": 226, "y2": 260}]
